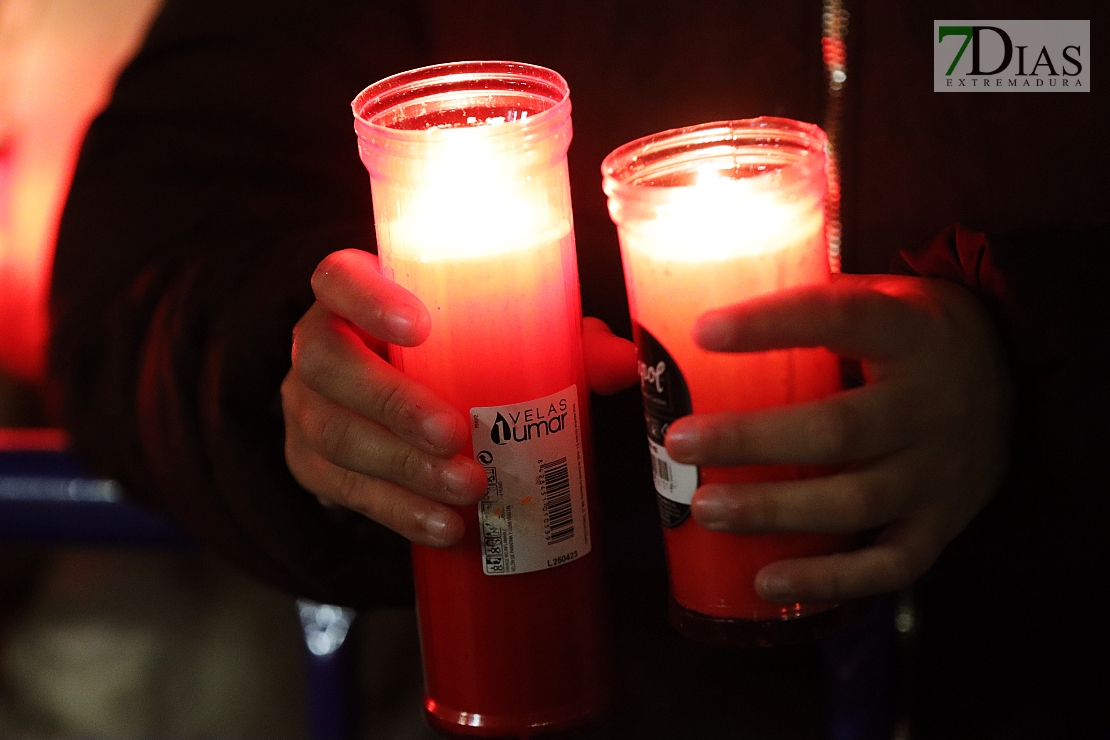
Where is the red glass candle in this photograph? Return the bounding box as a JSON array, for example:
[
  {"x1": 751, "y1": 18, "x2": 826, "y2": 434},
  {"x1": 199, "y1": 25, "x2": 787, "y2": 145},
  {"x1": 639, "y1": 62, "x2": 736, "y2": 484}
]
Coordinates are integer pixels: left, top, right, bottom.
[
  {"x1": 602, "y1": 118, "x2": 850, "y2": 646},
  {"x1": 353, "y1": 62, "x2": 612, "y2": 737}
]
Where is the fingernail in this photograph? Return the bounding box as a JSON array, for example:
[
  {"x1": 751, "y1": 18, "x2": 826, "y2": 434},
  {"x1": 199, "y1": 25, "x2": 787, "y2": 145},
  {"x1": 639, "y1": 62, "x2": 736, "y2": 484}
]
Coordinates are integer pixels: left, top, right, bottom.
[
  {"x1": 309, "y1": 264, "x2": 331, "y2": 291},
  {"x1": 422, "y1": 509, "x2": 451, "y2": 542},
  {"x1": 665, "y1": 425, "x2": 699, "y2": 461},
  {"x1": 693, "y1": 315, "x2": 729, "y2": 350},
  {"x1": 385, "y1": 305, "x2": 419, "y2": 341},
  {"x1": 757, "y1": 573, "x2": 794, "y2": 602},
  {"x1": 693, "y1": 494, "x2": 728, "y2": 529},
  {"x1": 443, "y1": 463, "x2": 478, "y2": 500},
  {"x1": 422, "y1": 411, "x2": 457, "y2": 450}
]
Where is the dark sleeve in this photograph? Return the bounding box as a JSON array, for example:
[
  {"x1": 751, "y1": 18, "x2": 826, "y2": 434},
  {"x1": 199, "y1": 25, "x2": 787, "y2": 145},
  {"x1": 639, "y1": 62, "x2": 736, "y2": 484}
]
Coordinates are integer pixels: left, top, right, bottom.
[
  {"x1": 894, "y1": 222, "x2": 1109, "y2": 486},
  {"x1": 892, "y1": 223, "x2": 1109, "y2": 733},
  {"x1": 48, "y1": 0, "x2": 432, "y2": 607}
]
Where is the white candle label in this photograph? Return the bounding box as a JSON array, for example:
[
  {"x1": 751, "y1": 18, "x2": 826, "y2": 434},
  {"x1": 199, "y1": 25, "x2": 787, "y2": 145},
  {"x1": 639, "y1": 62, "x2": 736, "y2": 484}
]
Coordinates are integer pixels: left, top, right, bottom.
[
  {"x1": 648, "y1": 438, "x2": 698, "y2": 506},
  {"x1": 636, "y1": 325, "x2": 699, "y2": 527},
  {"x1": 471, "y1": 385, "x2": 591, "y2": 576}
]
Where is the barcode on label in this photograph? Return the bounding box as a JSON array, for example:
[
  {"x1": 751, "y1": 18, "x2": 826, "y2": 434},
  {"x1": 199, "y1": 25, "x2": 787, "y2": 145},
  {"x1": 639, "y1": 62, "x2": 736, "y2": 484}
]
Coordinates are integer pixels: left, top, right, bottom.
[
  {"x1": 540, "y1": 457, "x2": 574, "y2": 545},
  {"x1": 652, "y1": 453, "x2": 673, "y2": 487}
]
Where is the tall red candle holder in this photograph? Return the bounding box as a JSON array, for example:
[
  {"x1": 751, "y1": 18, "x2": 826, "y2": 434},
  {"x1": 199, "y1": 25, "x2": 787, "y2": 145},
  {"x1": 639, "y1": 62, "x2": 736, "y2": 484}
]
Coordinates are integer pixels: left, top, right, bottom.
[
  {"x1": 602, "y1": 118, "x2": 851, "y2": 647},
  {"x1": 352, "y1": 62, "x2": 612, "y2": 738}
]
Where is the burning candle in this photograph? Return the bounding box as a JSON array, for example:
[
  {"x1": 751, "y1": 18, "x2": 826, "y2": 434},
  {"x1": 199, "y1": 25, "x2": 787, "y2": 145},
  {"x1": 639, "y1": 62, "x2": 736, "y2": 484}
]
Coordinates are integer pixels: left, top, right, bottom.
[
  {"x1": 603, "y1": 118, "x2": 850, "y2": 646},
  {"x1": 352, "y1": 62, "x2": 611, "y2": 736}
]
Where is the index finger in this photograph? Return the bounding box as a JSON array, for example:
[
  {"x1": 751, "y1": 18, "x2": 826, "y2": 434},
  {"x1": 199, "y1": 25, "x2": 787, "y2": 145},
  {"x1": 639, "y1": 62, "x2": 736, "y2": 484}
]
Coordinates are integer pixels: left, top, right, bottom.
[
  {"x1": 694, "y1": 274, "x2": 925, "y2": 361},
  {"x1": 291, "y1": 303, "x2": 469, "y2": 456},
  {"x1": 312, "y1": 249, "x2": 431, "y2": 347}
]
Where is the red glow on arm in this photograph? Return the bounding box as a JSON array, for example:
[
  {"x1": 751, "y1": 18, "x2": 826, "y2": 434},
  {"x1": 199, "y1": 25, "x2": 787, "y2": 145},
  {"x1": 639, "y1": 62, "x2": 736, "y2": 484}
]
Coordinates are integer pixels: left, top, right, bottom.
[
  {"x1": 0, "y1": 141, "x2": 50, "y2": 383},
  {"x1": 0, "y1": 0, "x2": 163, "y2": 385}
]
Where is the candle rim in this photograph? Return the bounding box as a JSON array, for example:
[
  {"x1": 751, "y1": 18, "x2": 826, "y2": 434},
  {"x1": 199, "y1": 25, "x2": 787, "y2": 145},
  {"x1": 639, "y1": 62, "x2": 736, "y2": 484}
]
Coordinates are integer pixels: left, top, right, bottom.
[
  {"x1": 601, "y1": 117, "x2": 827, "y2": 205},
  {"x1": 352, "y1": 60, "x2": 571, "y2": 149}
]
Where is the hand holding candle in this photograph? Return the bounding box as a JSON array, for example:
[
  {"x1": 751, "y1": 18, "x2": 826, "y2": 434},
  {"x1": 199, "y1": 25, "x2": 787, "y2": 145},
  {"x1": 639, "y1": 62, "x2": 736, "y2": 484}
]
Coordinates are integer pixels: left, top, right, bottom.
[
  {"x1": 604, "y1": 116, "x2": 1009, "y2": 645},
  {"x1": 668, "y1": 273, "x2": 1014, "y2": 603},
  {"x1": 283, "y1": 248, "x2": 487, "y2": 547},
  {"x1": 282, "y1": 248, "x2": 636, "y2": 547}
]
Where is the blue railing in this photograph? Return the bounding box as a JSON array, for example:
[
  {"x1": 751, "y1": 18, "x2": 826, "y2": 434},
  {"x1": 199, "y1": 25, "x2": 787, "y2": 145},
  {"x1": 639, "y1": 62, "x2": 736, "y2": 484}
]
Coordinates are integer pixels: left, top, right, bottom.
[{"x1": 0, "y1": 428, "x2": 358, "y2": 740}]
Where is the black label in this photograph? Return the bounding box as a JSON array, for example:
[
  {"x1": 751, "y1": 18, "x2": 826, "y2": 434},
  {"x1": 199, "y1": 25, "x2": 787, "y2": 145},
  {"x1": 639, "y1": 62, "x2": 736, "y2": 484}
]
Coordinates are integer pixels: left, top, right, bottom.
[{"x1": 635, "y1": 324, "x2": 696, "y2": 528}]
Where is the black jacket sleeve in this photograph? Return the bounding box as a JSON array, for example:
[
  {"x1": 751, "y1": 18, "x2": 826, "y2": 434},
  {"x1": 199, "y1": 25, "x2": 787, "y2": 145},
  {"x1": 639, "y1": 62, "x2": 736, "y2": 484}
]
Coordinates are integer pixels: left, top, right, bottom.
[
  {"x1": 895, "y1": 222, "x2": 1109, "y2": 512},
  {"x1": 893, "y1": 223, "x2": 1109, "y2": 734},
  {"x1": 48, "y1": 0, "x2": 432, "y2": 607}
]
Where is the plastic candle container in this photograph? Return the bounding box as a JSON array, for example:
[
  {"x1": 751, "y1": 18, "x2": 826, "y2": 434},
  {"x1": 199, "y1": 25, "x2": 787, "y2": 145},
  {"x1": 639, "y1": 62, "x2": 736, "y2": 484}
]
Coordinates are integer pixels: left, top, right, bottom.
[
  {"x1": 352, "y1": 61, "x2": 612, "y2": 737},
  {"x1": 603, "y1": 117, "x2": 850, "y2": 647}
]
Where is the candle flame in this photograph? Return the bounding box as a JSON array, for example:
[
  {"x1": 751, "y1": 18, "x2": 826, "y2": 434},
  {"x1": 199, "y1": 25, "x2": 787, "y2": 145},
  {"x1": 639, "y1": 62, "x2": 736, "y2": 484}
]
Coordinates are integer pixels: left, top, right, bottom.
[
  {"x1": 377, "y1": 127, "x2": 571, "y2": 262},
  {"x1": 622, "y1": 168, "x2": 823, "y2": 263}
]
